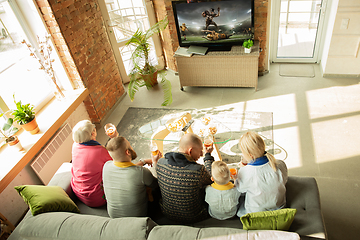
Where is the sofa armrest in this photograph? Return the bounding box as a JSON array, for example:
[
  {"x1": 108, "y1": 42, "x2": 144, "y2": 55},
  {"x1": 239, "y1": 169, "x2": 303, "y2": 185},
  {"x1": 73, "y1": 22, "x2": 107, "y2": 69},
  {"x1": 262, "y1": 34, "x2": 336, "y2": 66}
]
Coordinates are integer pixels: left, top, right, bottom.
[
  {"x1": 47, "y1": 162, "x2": 75, "y2": 200},
  {"x1": 286, "y1": 176, "x2": 327, "y2": 239}
]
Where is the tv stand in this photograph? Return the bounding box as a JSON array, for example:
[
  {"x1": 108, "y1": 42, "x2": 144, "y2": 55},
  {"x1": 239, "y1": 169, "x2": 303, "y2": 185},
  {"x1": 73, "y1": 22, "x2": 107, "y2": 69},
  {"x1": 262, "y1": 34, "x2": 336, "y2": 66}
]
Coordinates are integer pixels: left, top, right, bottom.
[
  {"x1": 208, "y1": 45, "x2": 232, "y2": 52},
  {"x1": 175, "y1": 41, "x2": 259, "y2": 90}
]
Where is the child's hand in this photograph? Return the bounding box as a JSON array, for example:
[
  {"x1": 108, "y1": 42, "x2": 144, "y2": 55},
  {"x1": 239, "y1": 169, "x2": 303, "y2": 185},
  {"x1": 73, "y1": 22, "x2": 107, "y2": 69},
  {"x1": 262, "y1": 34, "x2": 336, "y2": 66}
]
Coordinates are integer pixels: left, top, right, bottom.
[{"x1": 230, "y1": 173, "x2": 237, "y2": 180}]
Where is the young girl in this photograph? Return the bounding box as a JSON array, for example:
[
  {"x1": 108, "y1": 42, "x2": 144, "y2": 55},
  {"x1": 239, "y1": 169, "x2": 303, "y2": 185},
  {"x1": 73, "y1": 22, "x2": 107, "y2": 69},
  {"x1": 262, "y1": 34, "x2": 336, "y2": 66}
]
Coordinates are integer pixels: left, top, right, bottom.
[{"x1": 235, "y1": 131, "x2": 288, "y2": 217}]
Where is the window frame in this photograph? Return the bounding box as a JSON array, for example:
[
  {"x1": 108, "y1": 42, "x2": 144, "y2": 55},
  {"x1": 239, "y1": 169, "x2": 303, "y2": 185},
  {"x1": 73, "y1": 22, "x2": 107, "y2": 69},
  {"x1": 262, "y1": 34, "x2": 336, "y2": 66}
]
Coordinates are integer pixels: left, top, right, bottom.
[{"x1": 0, "y1": 0, "x2": 74, "y2": 143}]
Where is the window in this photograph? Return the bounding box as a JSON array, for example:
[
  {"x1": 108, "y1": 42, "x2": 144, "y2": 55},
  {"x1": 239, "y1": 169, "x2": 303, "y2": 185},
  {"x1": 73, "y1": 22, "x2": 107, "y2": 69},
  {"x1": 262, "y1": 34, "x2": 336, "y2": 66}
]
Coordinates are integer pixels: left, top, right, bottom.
[{"x1": 0, "y1": 0, "x2": 70, "y2": 113}]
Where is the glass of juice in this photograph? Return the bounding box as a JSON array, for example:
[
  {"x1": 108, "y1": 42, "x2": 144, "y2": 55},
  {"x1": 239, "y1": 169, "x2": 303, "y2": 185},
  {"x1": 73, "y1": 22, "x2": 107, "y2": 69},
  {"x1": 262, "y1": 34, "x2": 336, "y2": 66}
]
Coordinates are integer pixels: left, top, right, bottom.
[
  {"x1": 150, "y1": 142, "x2": 160, "y2": 156},
  {"x1": 104, "y1": 123, "x2": 118, "y2": 138},
  {"x1": 203, "y1": 135, "x2": 213, "y2": 148},
  {"x1": 229, "y1": 168, "x2": 237, "y2": 179}
]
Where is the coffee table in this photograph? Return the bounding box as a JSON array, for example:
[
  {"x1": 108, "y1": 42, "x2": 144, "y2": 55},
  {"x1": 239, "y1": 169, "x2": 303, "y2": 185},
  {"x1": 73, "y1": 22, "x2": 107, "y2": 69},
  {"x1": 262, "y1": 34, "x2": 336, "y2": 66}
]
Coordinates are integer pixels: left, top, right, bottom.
[
  {"x1": 137, "y1": 109, "x2": 274, "y2": 163},
  {"x1": 138, "y1": 112, "x2": 232, "y2": 161}
]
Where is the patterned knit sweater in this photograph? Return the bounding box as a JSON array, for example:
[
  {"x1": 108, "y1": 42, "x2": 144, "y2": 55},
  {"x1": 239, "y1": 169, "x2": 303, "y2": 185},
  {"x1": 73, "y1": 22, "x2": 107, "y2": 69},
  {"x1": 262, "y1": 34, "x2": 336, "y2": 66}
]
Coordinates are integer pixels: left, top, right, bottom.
[{"x1": 156, "y1": 152, "x2": 214, "y2": 223}]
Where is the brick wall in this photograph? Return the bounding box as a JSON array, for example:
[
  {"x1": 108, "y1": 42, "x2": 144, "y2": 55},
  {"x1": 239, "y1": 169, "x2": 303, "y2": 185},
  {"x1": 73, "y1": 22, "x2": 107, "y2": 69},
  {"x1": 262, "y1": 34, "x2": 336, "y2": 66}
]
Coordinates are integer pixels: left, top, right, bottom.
[
  {"x1": 153, "y1": 0, "x2": 269, "y2": 73},
  {"x1": 35, "y1": 0, "x2": 125, "y2": 123}
]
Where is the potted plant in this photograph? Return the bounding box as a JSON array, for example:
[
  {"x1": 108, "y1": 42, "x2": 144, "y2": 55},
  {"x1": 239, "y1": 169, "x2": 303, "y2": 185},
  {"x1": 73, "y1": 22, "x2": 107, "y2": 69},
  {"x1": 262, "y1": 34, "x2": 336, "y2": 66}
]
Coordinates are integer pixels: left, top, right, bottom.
[
  {"x1": 12, "y1": 95, "x2": 39, "y2": 134},
  {"x1": 0, "y1": 113, "x2": 23, "y2": 150},
  {"x1": 125, "y1": 17, "x2": 173, "y2": 106},
  {"x1": 243, "y1": 39, "x2": 254, "y2": 53}
]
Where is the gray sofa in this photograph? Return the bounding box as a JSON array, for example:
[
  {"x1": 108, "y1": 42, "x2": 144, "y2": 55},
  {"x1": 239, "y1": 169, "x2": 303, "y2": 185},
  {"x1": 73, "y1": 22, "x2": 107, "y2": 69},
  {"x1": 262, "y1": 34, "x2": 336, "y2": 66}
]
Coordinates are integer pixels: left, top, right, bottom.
[{"x1": 9, "y1": 163, "x2": 327, "y2": 240}]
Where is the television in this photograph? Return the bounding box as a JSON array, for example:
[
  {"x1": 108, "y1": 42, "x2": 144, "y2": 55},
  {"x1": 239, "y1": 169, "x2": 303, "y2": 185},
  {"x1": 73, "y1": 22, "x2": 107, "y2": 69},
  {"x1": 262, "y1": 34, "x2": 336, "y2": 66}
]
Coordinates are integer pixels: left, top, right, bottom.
[{"x1": 172, "y1": 0, "x2": 254, "y2": 51}]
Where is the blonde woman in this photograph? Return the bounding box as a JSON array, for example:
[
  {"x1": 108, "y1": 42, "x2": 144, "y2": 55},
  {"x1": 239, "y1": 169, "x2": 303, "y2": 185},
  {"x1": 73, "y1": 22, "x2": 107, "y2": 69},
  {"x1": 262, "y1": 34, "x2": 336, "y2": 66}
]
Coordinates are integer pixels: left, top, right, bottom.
[{"x1": 235, "y1": 131, "x2": 288, "y2": 217}]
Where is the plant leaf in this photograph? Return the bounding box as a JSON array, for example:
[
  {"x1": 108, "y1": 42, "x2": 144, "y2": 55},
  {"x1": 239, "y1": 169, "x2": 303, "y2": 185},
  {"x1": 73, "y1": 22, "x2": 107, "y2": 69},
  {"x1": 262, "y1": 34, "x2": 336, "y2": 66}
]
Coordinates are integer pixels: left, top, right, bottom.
[
  {"x1": 128, "y1": 79, "x2": 142, "y2": 102},
  {"x1": 159, "y1": 71, "x2": 173, "y2": 106}
]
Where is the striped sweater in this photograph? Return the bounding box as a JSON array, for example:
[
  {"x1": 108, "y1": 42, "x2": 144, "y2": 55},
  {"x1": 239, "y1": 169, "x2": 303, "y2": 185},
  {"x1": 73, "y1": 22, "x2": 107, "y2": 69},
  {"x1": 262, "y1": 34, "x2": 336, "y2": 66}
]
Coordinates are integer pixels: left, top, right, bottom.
[{"x1": 156, "y1": 152, "x2": 214, "y2": 223}]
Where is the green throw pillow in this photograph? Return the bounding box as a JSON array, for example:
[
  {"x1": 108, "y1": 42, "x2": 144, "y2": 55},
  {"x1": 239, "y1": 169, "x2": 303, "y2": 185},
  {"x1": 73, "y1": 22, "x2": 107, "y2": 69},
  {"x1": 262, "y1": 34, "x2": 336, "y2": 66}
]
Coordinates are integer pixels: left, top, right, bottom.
[
  {"x1": 15, "y1": 185, "x2": 80, "y2": 216},
  {"x1": 240, "y1": 208, "x2": 297, "y2": 230}
]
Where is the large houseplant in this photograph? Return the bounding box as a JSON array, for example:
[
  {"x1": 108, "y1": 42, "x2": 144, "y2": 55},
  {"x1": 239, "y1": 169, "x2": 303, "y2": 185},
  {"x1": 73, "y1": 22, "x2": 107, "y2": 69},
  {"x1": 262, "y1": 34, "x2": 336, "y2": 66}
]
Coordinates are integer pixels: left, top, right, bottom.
[
  {"x1": 0, "y1": 113, "x2": 22, "y2": 150},
  {"x1": 12, "y1": 95, "x2": 39, "y2": 134},
  {"x1": 126, "y1": 17, "x2": 172, "y2": 106}
]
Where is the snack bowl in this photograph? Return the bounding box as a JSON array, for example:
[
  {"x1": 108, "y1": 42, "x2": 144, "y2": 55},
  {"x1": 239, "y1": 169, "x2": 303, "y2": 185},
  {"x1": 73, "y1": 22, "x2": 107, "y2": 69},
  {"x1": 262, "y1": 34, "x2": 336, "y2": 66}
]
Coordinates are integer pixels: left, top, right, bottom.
[
  {"x1": 166, "y1": 118, "x2": 185, "y2": 132},
  {"x1": 201, "y1": 115, "x2": 211, "y2": 125}
]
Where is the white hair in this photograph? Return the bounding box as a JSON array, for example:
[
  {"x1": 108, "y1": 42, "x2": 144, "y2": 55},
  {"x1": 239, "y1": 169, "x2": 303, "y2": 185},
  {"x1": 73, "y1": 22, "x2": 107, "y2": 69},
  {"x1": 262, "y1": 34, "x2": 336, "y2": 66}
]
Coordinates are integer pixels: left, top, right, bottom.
[{"x1": 72, "y1": 120, "x2": 95, "y2": 143}]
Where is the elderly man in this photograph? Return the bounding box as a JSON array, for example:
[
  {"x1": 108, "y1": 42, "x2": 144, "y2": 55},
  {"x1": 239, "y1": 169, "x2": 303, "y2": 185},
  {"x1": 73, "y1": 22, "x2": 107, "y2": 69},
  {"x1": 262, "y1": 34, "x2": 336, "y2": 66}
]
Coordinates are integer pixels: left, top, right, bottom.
[
  {"x1": 155, "y1": 133, "x2": 215, "y2": 223},
  {"x1": 103, "y1": 136, "x2": 161, "y2": 218}
]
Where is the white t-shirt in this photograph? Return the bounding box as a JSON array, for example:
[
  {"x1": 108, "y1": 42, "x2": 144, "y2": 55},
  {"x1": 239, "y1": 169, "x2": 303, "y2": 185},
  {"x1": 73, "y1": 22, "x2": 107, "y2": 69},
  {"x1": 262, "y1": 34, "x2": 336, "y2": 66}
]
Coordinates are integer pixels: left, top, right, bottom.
[{"x1": 235, "y1": 159, "x2": 288, "y2": 217}]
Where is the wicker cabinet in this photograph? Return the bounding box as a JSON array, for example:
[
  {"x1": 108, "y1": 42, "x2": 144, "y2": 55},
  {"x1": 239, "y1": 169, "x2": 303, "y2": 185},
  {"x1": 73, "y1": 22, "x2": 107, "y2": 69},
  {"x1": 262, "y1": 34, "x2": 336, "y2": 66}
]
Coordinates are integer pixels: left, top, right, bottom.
[{"x1": 175, "y1": 42, "x2": 259, "y2": 91}]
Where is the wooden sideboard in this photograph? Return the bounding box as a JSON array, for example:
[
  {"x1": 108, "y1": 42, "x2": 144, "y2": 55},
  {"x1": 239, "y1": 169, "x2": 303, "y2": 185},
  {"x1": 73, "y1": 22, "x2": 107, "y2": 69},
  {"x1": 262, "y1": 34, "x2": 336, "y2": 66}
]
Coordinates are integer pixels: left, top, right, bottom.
[{"x1": 175, "y1": 41, "x2": 259, "y2": 91}]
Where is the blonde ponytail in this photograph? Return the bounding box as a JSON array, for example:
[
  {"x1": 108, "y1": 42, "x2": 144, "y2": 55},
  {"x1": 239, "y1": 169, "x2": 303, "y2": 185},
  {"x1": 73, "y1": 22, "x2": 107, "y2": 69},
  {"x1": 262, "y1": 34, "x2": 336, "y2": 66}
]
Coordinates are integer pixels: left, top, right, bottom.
[
  {"x1": 239, "y1": 131, "x2": 278, "y2": 172},
  {"x1": 264, "y1": 151, "x2": 277, "y2": 172}
]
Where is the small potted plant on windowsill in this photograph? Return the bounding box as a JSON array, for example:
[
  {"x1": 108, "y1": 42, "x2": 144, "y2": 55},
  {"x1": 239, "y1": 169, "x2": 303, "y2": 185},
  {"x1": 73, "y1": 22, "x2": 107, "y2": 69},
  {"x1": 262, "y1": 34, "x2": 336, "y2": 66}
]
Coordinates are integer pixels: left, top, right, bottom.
[
  {"x1": 0, "y1": 113, "x2": 23, "y2": 150},
  {"x1": 12, "y1": 95, "x2": 39, "y2": 135},
  {"x1": 126, "y1": 17, "x2": 173, "y2": 106},
  {"x1": 243, "y1": 39, "x2": 254, "y2": 53}
]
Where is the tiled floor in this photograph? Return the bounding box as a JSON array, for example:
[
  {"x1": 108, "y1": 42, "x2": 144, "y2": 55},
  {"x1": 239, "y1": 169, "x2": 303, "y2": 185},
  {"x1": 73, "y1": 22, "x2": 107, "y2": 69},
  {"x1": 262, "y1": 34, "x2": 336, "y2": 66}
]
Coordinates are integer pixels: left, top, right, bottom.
[{"x1": 97, "y1": 63, "x2": 360, "y2": 240}]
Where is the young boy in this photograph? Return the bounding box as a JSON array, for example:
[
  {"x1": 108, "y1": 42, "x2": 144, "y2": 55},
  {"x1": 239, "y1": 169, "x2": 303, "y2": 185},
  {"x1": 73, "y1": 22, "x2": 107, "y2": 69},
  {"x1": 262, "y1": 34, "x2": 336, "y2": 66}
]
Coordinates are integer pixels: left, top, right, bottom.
[{"x1": 205, "y1": 161, "x2": 241, "y2": 220}]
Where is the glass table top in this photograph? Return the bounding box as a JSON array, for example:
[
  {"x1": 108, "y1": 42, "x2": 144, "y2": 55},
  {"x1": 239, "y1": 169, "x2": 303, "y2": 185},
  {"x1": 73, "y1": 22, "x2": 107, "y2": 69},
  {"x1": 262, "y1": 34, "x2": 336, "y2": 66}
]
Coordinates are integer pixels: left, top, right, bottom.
[
  {"x1": 137, "y1": 109, "x2": 275, "y2": 164},
  {"x1": 138, "y1": 111, "x2": 232, "y2": 144}
]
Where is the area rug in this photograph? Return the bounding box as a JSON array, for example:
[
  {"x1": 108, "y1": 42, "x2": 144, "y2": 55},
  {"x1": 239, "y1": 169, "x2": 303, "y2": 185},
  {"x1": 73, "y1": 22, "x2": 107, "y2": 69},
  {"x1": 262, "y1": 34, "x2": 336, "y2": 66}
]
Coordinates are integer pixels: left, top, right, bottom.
[
  {"x1": 116, "y1": 107, "x2": 285, "y2": 164},
  {"x1": 279, "y1": 64, "x2": 315, "y2": 78}
]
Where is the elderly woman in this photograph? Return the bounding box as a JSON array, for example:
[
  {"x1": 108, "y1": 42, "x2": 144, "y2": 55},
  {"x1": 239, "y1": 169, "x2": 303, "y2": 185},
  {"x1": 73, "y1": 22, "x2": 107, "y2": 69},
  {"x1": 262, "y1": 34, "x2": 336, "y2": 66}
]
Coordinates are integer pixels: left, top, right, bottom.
[{"x1": 71, "y1": 120, "x2": 113, "y2": 207}]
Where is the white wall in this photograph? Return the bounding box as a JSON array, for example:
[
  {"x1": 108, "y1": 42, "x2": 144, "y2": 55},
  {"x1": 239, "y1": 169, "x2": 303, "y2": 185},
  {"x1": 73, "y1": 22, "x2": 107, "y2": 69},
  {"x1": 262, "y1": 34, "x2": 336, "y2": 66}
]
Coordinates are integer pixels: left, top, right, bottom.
[
  {"x1": 0, "y1": 103, "x2": 90, "y2": 225},
  {"x1": 321, "y1": 0, "x2": 360, "y2": 76}
]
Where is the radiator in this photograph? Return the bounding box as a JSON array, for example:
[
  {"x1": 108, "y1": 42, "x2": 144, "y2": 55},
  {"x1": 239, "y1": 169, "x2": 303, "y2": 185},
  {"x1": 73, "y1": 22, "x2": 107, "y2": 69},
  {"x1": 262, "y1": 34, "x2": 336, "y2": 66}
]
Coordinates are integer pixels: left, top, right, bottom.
[{"x1": 31, "y1": 123, "x2": 73, "y2": 185}]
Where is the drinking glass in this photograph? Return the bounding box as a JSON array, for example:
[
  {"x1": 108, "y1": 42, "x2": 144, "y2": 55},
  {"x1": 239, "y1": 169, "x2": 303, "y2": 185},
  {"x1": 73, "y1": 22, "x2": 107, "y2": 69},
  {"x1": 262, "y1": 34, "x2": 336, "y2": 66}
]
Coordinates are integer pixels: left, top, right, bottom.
[
  {"x1": 150, "y1": 142, "x2": 160, "y2": 156},
  {"x1": 104, "y1": 123, "x2": 118, "y2": 138},
  {"x1": 203, "y1": 135, "x2": 213, "y2": 148},
  {"x1": 208, "y1": 123, "x2": 218, "y2": 135},
  {"x1": 229, "y1": 168, "x2": 237, "y2": 176}
]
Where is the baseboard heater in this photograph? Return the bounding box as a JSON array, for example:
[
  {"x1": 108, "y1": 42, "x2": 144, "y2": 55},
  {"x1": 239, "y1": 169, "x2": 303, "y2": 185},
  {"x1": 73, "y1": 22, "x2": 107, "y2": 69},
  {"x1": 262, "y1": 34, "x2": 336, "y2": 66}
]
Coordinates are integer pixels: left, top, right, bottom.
[{"x1": 31, "y1": 123, "x2": 73, "y2": 185}]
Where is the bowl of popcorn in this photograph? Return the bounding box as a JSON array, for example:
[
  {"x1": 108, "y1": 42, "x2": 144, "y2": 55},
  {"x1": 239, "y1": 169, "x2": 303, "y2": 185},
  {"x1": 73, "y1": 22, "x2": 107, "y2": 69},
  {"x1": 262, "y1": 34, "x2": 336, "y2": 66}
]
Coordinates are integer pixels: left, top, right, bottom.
[
  {"x1": 201, "y1": 116, "x2": 211, "y2": 125},
  {"x1": 208, "y1": 125, "x2": 218, "y2": 135},
  {"x1": 166, "y1": 118, "x2": 185, "y2": 132},
  {"x1": 197, "y1": 128, "x2": 206, "y2": 137}
]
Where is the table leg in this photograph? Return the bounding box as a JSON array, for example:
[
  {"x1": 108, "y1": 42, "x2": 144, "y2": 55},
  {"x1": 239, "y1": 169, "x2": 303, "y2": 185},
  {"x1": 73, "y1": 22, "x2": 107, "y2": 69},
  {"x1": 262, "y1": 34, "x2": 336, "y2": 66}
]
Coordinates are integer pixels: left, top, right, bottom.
[
  {"x1": 212, "y1": 136, "x2": 222, "y2": 161},
  {"x1": 151, "y1": 127, "x2": 170, "y2": 154}
]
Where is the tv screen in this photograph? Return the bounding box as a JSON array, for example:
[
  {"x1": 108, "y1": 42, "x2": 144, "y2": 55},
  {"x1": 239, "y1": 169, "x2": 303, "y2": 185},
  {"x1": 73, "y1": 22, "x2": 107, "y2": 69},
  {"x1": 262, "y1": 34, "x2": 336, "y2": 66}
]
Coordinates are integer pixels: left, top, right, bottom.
[{"x1": 172, "y1": 0, "x2": 254, "y2": 51}]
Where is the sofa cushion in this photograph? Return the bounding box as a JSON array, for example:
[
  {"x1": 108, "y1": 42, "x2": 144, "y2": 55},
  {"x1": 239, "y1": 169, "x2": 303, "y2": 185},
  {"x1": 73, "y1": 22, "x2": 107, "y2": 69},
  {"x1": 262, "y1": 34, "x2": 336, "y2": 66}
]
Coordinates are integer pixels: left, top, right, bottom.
[
  {"x1": 286, "y1": 176, "x2": 326, "y2": 239},
  {"x1": 14, "y1": 185, "x2": 80, "y2": 216},
  {"x1": 148, "y1": 225, "x2": 201, "y2": 240},
  {"x1": 240, "y1": 208, "x2": 297, "y2": 231},
  {"x1": 148, "y1": 225, "x2": 300, "y2": 240},
  {"x1": 18, "y1": 212, "x2": 157, "y2": 240},
  {"x1": 47, "y1": 162, "x2": 75, "y2": 199}
]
